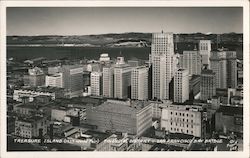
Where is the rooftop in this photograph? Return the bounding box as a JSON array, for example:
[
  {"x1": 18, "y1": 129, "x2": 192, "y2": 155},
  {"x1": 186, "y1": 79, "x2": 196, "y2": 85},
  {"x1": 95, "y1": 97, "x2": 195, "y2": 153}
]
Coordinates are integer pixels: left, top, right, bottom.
[
  {"x1": 217, "y1": 105, "x2": 243, "y2": 116},
  {"x1": 92, "y1": 100, "x2": 151, "y2": 115},
  {"x1": 17, "y1": 115, "x2": 45, "y2": 123}
]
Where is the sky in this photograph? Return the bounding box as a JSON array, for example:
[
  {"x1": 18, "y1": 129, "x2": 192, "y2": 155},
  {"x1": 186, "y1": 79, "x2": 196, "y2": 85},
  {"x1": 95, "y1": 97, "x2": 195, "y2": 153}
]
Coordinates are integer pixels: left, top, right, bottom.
[{"x1": 7, "y1": 7, "x2": 243, "y2": 36}]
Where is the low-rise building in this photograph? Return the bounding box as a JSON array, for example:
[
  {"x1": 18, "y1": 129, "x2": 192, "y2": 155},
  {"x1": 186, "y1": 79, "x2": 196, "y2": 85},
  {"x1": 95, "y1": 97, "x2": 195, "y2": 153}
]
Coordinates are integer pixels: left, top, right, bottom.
[
  {"x1": 13, "y1": 87, "x2": 65, "y2": 102},
  {"x1": 161, "y1": 104, "x2": 206, "y2": 138},
  {"x1": 87, "y1": 99, "x2": 152, "y2": 136},
  {"x1": 15, "y1": 115, "x2": 48, "y2": 138}
]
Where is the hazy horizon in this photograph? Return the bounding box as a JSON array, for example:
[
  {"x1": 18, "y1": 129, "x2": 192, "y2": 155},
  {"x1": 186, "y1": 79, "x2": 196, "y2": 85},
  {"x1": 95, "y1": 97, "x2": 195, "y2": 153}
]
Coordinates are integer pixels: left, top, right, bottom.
[{"x1": 7, "y1": 7, "x2": 243, "y2": 36}]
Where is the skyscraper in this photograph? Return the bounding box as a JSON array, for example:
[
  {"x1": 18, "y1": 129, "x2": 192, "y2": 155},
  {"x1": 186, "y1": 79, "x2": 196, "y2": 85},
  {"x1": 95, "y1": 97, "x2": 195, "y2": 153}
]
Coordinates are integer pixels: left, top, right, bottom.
[
  {"x1": 102, "y1": 66, "x2": 114, "y2": 98},
  {"x1": 200, "y1": 69, "x2": 216, "y2": 101},
  {"x1": 151, "y1": 31, "x2": 175, "y2": 100},
  {"x1": 91, "y1": 72, "x2": 102, "y2": 96},
  {"x1": 210, "y1": 49, "x2": 237, "y2": 88},
  {"x1": 114, "y1": 57, "x2": 132, "y2": 99},
  {"x1": 199, "y1": 40, "x2": 211, "y2": 68},
  {"x1": 174, "y1": 69, "x2": 189, "y2": 103},
  {"x1": 61, "y1": 65, "x2": 83, "y2": 98},
  {"x1": 183, "y1": 49, "x2": 201, "y2": 75},
  {"x1": 131, "y1": 66, "x2": 149, "y2": 100}
]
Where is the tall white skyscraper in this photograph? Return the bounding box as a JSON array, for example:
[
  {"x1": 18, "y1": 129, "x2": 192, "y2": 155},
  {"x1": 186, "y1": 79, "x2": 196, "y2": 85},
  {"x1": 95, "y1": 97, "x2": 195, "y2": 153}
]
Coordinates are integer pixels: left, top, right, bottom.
[
  {"x1": 174, "y1": 69, "x2": 189, "y2": 103},
  {"x1": 114, "y1": 57, "x2": 132, "y2": 99},
  {"x1": 131, "y1": 66, "x2": 149, "y2": 100},
  {"x1": 91, "y1": 72, "x2": 102, "y2": 96},
  {"x1": 183, "y1": 49, "x2": 201, "y2": 75},
  {"x1": 102, "y1": 66, "x2": 114, "y2": 98},
  {"x1": 199, "y1": 40, "x2": 211, "y2": 68},
  {"x1": 151, "y1": 31, "x2": 175, "y2": 100}
]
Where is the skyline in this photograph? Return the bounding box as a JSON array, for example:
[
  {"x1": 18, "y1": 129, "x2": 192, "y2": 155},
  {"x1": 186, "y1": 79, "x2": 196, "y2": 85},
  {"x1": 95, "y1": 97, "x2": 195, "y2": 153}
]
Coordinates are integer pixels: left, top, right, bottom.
[{"x1": 7, "y1": 7, "x2": 243, "y2": 36}]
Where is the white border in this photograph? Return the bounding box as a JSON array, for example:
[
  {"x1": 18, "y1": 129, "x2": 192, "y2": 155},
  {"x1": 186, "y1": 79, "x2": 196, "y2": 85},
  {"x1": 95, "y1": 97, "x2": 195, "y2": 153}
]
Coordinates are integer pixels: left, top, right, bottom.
[{"x1": 0, "y1": 1, "x2": 249, "y2": 158}]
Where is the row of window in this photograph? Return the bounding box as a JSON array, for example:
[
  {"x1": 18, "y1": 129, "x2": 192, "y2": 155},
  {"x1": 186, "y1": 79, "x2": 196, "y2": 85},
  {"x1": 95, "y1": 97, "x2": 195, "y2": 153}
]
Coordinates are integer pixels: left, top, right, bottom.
[
  {"x1": 170, "y1": 112, "x2": 194, "y2": 117},
  {"x1": 170, "y1": 127, "x2": 194, "y2": 134}
]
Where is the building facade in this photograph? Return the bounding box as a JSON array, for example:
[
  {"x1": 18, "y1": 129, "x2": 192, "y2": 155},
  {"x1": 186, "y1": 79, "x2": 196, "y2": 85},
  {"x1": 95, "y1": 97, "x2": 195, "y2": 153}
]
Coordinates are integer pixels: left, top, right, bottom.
[
  {"x1": 87, "y1": 100, "x2": 152, "y2": 136},
  {"x1": 90, "y1": 72, "x2": 102, "y2": 96},
  {"x1": 200, "y1": 70, "x2": 216, "y2": 101},
  {"x1": 210, "y1": 50, "x2": 237, "y2": 89},
  {"x1": 15, "y1": 116, "x2": 47, "y2": 138},
  {"x1": 102, "y1": 66, "x2": 114, "y2": 98},
  {"x1": 199, "y1": 40, "x2": 211, "y2": 68},
  {"x1": 151, "y1": 32, "x2": 175, "y2": 100},
  {"x1": 114, "y1": 58, "x2": 132, "y2": 99},
  {"x1": 45, "y1": 73, "x2": 63, "y2": 88},
  {"x1": 183, "y1": 50, "x2": 201, "y2": 75},
  {"x1": 131, "y1": 66, "x2": 149, "y2": 100},
  {"x1": 174, "y1": 69, "x2": 189, "y2": 103},
  {"x1": 62, "y1": 65, "x2": 84, "y2": 98},
  {"x1": 161, "y1": 104, "x2": 206, "y2": 138}
]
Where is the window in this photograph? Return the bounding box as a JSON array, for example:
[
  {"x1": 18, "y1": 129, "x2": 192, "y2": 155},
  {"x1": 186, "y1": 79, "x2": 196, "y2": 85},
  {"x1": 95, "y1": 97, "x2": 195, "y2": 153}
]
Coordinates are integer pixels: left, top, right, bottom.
[
  {"x1": 191, "y1": 114, "x2": 193, "y2": 117},
  {"x1": 191, "y1": 120, "x2": 193, "y2": 123},
  {"x1": 187, "y1": 124, "x2": 189, "y2": 128},
  {"x1": 171, "y1": 122, "x2": 172, "y2": 125},
  {"x1": 176, "y1": 112, "x2": 177, "y2": 115},
  {"x1": 187, "y1": 130, "x2": 189, "y2": 133},
  {"x1": 171, "y1": 112, "x2": 172, "y2": 115},
  {"x1": 187, "y1": 119, "x2": 188, "y2": 122},
  {"x1": 191, "y1": 125, "x2": 193, "y2": 128},
  {"x1": 187, "y1": 114, "x2": 189, "y2": 117}
]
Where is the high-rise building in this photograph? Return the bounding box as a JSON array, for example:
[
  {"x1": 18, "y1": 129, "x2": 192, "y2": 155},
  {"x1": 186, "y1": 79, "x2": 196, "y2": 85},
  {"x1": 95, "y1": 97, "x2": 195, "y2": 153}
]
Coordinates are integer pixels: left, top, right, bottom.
[
  {"x1": 23, "y1": 67, "x2": 45, "y2": 87},
  {"x1": 210, "y1": 50, "x2": 237, "y2": 88},
  {"x1": 91, "y1": 72, "x2": 102, "y2": 96},
  {"x1": 200, "y1": 69, "x2": 216, "y2": 101},
  {"x1": 45, "y1": 73, "x2": 63, "y2": 88},
  {"x1": 131, "y1": 66, "x2": 148, "y2": 100},
  {"x1": 102, "y1": 66, "x2": 114, "y2": 98},
  {"x1": 151, "y1": 31, "x2": 175, "y2": 100},
  {"x1": 183, "y1": 49, "x2": 201, "y2": 75},
  {"x1": 174, "y1": 69, "x2": 189, "y2": 103},
  {"x1": 199, "y1": 40, "x2": 211, "y2": 68},
  {"x1": 114, "y1": 57, "x2": 132, "y2": 99},
  {"x1": 62, "y1": 65, "x2": 83, "y2": 98}
]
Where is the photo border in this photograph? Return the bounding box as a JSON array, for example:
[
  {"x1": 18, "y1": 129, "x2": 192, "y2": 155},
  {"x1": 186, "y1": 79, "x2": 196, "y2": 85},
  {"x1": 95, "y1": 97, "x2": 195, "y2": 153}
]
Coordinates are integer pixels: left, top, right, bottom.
[{"x1": 0, "y1": 1, "x2": 249, "y2": 158}]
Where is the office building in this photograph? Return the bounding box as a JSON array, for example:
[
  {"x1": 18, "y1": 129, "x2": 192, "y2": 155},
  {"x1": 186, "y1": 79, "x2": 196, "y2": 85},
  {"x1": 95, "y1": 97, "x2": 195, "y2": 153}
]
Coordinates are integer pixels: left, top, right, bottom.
[
  {"x1": 131, "y1": 66, "x2": 148, "y2": 100},
  {"x1": 200, "y1": 70, "x2": 216, "y2": 101},
  {"x1": 87, "y1": 100, "x2": 152, "y2": 136},
  {"x1": 161, "y1": 104, "x2": 206, "y2": 138},
  {"x1": 151, "y1": 31, "x2": 175, "y2": 100},
  {"x1": 45, "y1": 73, "x2": 63, "y2": 88},
  {"x1": 102, "y1": 66, "x2": 114, "y2": 98},
  {"x1": 183, "y1": 49, "x2": 201, "y2": 75},
  {"x1": 210, "y1": 50, "x2": 237, "y2": 88},
  {"x1": 23, "y1": 67, "x2": 45, "y2": 87},
  {"x1": 174, "y1": 69, "x2": 189, "y2": 103},
  {"x1": 15, "y1": 116, "x2": 47, "y2": 138},
  {"x1": 90, "y1": 72, "x2": 102, "y2": 96},
  {"x1": 62, "y1": 65, "x2": 83, "y2": 98},
  {"x1": 114, "y1": 57, "x2": 132, "y2": 99},
  {"x1": 199, "y1": 40, "x2": 211, "y2": 68}
]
